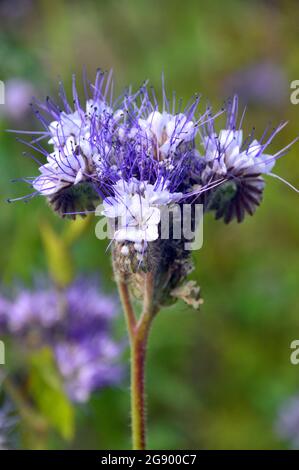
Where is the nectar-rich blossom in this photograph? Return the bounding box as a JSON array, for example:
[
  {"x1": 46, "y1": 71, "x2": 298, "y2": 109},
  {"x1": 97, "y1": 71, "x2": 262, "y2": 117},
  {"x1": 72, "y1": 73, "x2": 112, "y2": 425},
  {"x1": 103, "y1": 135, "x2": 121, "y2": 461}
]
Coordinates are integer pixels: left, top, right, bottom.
[
  {"x1": 9, "y1": 69, "x2": 299, "y2": 451},
  {"x1": 129, "y1": 110, "x2": 196, "y2": 158},
  {"x1": 197, "y1": 96, "x2": 295, "y2": 223},
  {"x1": 10, "y1": 71, "x2": 298, "y2": 308},
  {"x1": 102, "y1": 178, "x2": 182, "y2": 254}
]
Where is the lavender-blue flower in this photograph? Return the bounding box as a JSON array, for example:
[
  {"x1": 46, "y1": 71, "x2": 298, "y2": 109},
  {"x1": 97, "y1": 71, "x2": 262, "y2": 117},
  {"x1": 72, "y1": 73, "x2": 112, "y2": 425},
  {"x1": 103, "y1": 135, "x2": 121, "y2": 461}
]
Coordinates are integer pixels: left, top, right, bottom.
[
  {"x1": 0, "y1": 278, "x2": 123, "y2": 403},
  {"x1": 10, "y1": 71, "x2": 298, "y2": 306}
]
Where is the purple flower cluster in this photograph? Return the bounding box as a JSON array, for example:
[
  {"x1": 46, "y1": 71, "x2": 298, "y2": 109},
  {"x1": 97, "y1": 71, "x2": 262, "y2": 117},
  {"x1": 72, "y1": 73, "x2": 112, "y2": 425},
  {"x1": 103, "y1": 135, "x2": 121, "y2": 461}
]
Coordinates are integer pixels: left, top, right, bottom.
[
  {"x1": 0, "y1": 278, "x2": 123, "y2": 402},
  {"x1": 12, "y1": 70, "x2": 297, "y2": 256}
]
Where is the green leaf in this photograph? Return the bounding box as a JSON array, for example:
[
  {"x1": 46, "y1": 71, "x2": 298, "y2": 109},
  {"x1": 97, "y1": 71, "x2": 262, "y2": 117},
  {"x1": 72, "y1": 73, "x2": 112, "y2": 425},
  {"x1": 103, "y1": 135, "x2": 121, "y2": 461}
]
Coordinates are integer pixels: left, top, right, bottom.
[
  {"x1": 40, "y1": 221, "x2": 74, "y2": 287},
  {"x1": 62, "y1": 215, "x2": 93, "y2": 247},
  {"x1": 28, "y1": 348, "x2": 75, "y2": 441}
]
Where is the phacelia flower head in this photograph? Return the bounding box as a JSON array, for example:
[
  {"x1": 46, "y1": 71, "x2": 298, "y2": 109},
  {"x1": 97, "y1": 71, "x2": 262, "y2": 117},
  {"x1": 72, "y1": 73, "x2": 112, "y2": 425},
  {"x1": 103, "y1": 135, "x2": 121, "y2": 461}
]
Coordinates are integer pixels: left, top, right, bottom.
[
  {"x1": 0, "y1": 277, "x2": 124, "y2": 403},
  {"x1": 11, "y1": 72, "x2": 298, "y2": 308}
]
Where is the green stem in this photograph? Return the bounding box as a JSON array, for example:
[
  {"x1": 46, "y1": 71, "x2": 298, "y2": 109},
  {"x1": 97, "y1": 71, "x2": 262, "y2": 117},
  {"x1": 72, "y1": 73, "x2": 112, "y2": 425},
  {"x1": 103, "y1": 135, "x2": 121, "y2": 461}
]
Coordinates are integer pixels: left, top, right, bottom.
[
  {"x1": 115, "y1": 271, "x2": 157, "y2": 450},
  {"x1": 116, "y1": 276, "x2": 136, "y2": 340},
  {"x1": 130, "y1": 312, "x2": 151, "y2": 450}
]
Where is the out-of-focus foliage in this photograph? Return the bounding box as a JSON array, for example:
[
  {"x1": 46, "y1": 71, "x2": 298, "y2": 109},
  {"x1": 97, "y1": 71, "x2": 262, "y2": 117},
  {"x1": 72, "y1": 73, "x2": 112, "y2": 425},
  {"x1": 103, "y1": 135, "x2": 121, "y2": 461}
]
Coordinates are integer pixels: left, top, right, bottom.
[
  {"x1": 40, "y1": 222, "x2": 74, "y2": 287},
  {"x1": 0, "y1": 0, "x2": 299, "y2": 449},
  {"x1": 28, "y1": 348, "x2": 75, "y2": 441}
]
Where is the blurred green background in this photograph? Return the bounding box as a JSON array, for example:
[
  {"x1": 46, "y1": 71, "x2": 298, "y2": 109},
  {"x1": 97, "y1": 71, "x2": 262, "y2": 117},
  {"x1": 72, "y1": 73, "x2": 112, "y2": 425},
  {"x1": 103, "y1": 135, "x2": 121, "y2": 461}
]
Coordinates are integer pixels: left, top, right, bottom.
[{"x1": 0, "y1": 0, "x2": 299, "y2": 450}]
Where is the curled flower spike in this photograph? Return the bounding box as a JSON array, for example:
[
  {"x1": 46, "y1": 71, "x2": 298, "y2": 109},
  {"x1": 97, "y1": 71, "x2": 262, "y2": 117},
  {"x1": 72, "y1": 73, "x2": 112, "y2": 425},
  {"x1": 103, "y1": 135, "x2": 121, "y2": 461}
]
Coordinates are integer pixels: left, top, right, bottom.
[
  {"x1": 10, "y1": 70, "x2": 123, "y2": 217},
  {"x1": 197, "y1": 95, "x2": 298, "y2": 222}
]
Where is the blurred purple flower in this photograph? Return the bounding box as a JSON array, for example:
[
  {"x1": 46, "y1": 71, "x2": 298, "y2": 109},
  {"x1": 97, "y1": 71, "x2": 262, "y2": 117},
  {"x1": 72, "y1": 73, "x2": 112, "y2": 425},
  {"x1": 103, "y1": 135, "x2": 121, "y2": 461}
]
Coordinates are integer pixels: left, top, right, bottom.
[
  {"x1": 8, "y1": 288, "x2": 61, "y2": 334},
  {"x1": 0, "y1": 0, "x2": 32, "y2": 21},
  {"x1": 65, "y1": 278, "x2": 116, "y2": 339},
  {"x1": 276, "y1": 394, "x2": 299, "y2": 448},
  {"x1": 0, "y1": 296, "x2": 9, "y2": 331},
  {"x1": 1, "y1": 79, "x2": 33, "y2": 121},
  {"x1": 0, "y1": 278, "x2": 124, "y2": 403},
  {"x1": 222, "y1": 62, "x2": 287, "y2": 108},
  {"x1": 55, "y1": 337, "x2": 123, "y2": 403}
]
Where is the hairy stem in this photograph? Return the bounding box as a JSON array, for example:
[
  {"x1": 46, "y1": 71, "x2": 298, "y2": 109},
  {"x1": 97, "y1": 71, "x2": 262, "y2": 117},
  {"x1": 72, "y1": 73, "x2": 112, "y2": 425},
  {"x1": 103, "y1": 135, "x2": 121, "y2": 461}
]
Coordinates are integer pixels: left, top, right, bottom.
[
  {"x1": 116, "y1": 277, "x2": 136, "y2": 339},
  {"x1": 130, "y1": 322, "x2": 149, "y2": 450},
  {"x1": 115, "y1": 269, "x2": 157, "y2": 450}
]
